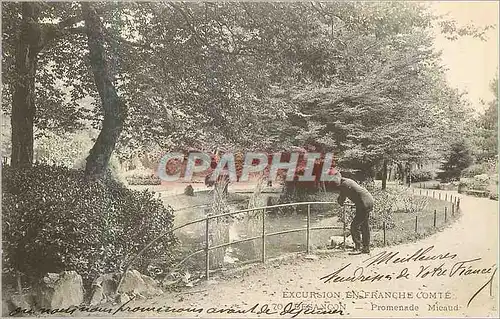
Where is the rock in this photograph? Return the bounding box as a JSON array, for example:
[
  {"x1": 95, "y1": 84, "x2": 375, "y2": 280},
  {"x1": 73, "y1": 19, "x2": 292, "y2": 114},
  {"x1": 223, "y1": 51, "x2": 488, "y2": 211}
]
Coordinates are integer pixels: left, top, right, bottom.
[
  {"x1": 184, "y1": 184, "x2": 195, "y2": 196},
  {"x1": 90, "y1": 273, "x2": 119, "y2": 305},
  {"x1": 89, "y1": 285, "x2": 104, "y2": 306},
  {"x1": 37, "y1": 271, "x2": 84, "y2": 309},
  {"x1": 330, "y1": 235, "x2": 354, "y2": 248},
  {"x1": 8, "y1": 293, "x2": 36, "y2": 313},
  {"x1": 115, "y1": 293, "x2": 130, "y2": 304},
  {"x1": 141, "y1": 275, "x2": 156, "y2": 286},
  {"x1": 117, "y1": 270, "x2": 163, "y2": 298},
  {"x1": 161, "y1": 279, "x2": 179, "y2": 287},
  {"x1": 117, "y1": 270, "x2": 143, "y2": 293},
  {"x1": 132, "y1": 291, "x2": 146, "y2": 300}
]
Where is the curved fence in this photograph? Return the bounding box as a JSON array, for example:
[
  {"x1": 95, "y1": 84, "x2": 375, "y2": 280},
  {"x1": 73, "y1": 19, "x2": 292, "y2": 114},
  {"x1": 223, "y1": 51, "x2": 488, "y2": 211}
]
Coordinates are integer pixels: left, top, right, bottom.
[
  {"x1": 174, "y1": 201, "x2": 344, "y2": 280},
  {"x1": 117, "y1": 189, "x2": 461, "y2": 291}
]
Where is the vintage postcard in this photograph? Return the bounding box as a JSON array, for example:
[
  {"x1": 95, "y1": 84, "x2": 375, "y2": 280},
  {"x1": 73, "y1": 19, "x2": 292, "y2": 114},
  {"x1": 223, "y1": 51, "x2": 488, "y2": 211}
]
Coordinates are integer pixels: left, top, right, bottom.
[{"x1": 1, "y1": 1, "x2": 498, "y2": 318}]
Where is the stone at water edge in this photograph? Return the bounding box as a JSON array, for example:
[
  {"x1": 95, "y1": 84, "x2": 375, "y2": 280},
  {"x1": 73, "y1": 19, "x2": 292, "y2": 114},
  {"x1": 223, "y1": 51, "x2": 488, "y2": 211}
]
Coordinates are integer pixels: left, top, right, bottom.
[
  {"x1": 184, "y1": 184, "x2": 195, "y2": 196},
  {"x1": 37, "y1": 271, "x2": 84, "y2": 309},
  {"x1": 329, "y1": 235, "x2": 355, "y2": 248}
]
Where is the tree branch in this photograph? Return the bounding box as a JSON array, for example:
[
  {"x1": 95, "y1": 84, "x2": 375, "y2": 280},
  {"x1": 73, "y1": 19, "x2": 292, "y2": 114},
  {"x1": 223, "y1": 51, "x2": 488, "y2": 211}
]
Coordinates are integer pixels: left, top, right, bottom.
[
  {"x1": 166, "y1": 2, "x2": 262, "y2": 57},
  {"x1": 102, "y1": 30, "x2": 153, "y2": 50},
  {"x1": 310, "y1": 2, "x2": 344, "y2": 24},
  {"x1": 40, "y1": 14, "x2": 83, "y2": 48}
]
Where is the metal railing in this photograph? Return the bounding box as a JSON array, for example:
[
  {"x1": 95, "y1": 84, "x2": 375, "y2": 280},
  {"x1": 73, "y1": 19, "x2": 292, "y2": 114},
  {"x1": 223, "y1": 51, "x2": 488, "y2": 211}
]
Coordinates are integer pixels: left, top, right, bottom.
[
  {"x1": 116, "y1": 189, "x2": 462, "y2": 291},
  {"x1": 170, "y1": 190, "x2": 461, "y2": 280},
  {"x1": 180, "y1": 201, "x2": 347, "y2": 280},
  {"x1": 116, "y1": 201, "x2": 348, "y2": 291}
]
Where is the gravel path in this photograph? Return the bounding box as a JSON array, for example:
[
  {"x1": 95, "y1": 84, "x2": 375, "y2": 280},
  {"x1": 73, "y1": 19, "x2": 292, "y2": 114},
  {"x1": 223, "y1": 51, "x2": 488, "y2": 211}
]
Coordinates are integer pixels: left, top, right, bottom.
[{"x1": 91, "y1": 190, "x2": 499, "y2": 318}]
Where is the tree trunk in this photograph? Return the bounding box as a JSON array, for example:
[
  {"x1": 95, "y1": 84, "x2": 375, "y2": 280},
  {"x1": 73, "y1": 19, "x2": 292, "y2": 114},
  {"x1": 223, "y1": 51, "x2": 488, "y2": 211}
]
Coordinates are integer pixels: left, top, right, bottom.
[
  {"x1": 82, "y1": 3, "x2": 126, "y2": 178},
  {"x1": 381, "y1": 159, "x2": 388, "y2": 190},
  {"x1": 11, "y1": 3, "x2": 41, "y2": 168},
  {"x1": 397, "y1": 162, "x2": 404, "y2": 185},
  {"x1": 406, "y1": 162, "x2": 412, "y2": 187}
]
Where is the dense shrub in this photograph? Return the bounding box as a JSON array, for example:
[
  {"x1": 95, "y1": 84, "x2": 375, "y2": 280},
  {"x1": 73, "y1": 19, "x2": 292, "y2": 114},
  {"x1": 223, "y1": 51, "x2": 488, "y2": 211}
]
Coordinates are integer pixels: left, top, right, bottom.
[
  {"x1": 396, "y1": 192, "x2": 429, "y2": 214},
  {"x1": 410, "y1": 168, "x2": 436, "y2": 182},
  {"x1": 343, "y1": 187, "x2": 430, "y2": 231},
  {"x1": 369, "y1": 189, "x2": 398, "y2": 229},
  {"x1": 458, "y1": 177, "x2": 489, "y2": 193},
  {"x1": 464, "y1": 189, "x2": 489, "y2": 197},
  {"x1": 2, "y1": 164, "x2": 177, "y2": 288},
  {"x1": 461, "y1": 163, "x2": 489, "y2": 178}
]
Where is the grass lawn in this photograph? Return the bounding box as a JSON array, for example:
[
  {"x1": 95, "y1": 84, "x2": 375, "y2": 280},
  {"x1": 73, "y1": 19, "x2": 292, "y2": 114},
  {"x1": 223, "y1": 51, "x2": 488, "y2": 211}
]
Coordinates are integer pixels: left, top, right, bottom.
[{"x1": 371, "y1": 197, "x2": 460, "y2": 247}]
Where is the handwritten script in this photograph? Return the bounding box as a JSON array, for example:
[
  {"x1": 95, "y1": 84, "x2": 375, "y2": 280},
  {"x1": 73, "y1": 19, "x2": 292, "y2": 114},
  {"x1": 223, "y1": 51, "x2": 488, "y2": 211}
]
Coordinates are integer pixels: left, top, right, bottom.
[
  {"x1": 9, "y1": 299, "x2": 344, "y2": 318},
  {"x1": 319, "y1": 246, "x2": 497, "y2": 308}
]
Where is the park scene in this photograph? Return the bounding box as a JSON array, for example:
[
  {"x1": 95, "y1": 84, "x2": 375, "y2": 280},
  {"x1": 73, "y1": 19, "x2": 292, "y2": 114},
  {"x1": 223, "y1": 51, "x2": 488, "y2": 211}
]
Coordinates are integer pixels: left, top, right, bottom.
[{"x1": 1, "y1": 1, "x2": 498, "y2": 317}]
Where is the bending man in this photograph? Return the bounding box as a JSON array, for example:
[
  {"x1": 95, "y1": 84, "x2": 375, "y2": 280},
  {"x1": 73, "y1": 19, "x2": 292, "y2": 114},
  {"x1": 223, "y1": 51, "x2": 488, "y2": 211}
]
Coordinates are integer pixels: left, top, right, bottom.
[{"x1": 333, "y1": 173, "x2": 374, "y2": 254}]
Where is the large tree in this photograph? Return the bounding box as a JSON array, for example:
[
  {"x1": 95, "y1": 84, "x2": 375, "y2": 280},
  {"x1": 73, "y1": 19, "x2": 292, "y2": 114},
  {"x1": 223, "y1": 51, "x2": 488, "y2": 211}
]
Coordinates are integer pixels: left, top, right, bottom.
[
  {"x1": 237, "y1": 2, "x2": 487, "y2": 188},
  {"x1": 81, "y1": 3, "x2": 126, "y2": 177},
  {"x1": 2, "y1": 2, "x2": 491, "y2": 177},
  {"x1": 475, "y1": 76, "x2": 498, "y2": 160},
  {"x1": 3, "y1": 2, "x2": 83, "y2": 168}
]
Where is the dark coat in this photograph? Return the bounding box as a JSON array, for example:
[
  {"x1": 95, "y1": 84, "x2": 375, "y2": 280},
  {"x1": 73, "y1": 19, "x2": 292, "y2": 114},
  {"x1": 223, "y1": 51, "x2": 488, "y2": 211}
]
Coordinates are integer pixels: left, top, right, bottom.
[{"x1": 337, "y1": 177, "x2": 374, "y2": 211}]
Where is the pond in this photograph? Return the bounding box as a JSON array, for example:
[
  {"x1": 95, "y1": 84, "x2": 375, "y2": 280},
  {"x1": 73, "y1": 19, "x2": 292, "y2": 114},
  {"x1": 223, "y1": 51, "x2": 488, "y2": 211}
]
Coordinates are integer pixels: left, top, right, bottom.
[{"x1": 163, "y1": 190, "x2": 345, "y2": 271}]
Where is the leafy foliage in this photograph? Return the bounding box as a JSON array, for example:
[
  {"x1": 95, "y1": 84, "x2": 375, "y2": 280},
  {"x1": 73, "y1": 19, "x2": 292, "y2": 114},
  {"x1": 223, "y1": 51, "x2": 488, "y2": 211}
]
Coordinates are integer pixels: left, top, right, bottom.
[
  {"x1": 2, "y1": 2, "x2": 93, "y2": 134},
  {"x1": 458, "y1": 177, "x2": 489, "y2": 193},
  {"x1": 410, "y1": 168, "x2": 437, "y2": 182},
  {"x1": 396, "y1": 193, "x2": 430, "y2": 215},
  {"x1": 33, "y1": 130, "x2": 95, "y2": 167},
  {"x1": 471, "y1": 76, "x2": 498, "y2": 161},
  {"x1": 2, "y1": 164, "x2": 177, "y2": 286},
  {"x1": 239, "y1": 2, "x2": 475, "y2": 175},
  {"x1": 439, "y1": 140, "x2": 474, "y2": 181},
  {"x1": 461, "y1": 162, "x2": 491, "y2": 178},
  {"x1": 3, "y1": 2, "x2": 486, "y2": 163},
  {"x1": 343, "y1": 188, "x2": 398, "y2": 230},
  {"x1": 344, "y1": 187, "x2": 430, "y2": 231}
]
